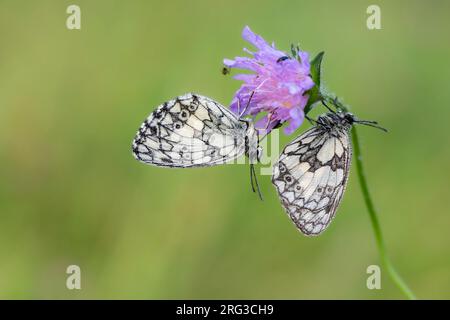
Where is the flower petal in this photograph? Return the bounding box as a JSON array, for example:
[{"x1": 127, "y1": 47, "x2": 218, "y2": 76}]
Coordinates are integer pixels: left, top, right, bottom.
[
  {"x1": 242, "y1": 26, "x2": 270, "y2": 51},
  {"x1": 233, "y1": 74, "x2": 255, "y2": 82},
  {"x1": 226, "y1": 26, "x2": 314, "y2": 135},
  {"x1": 284, "y1": 108, "x2": 304, "y2": 134},
  {"x1": 224, "y1": 56, "x2": 262, "y2": 72}
]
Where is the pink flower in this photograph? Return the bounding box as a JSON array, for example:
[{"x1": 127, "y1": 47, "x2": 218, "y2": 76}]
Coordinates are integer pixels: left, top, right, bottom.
[{"x1": 224, "y1": 26, "x2": 315, "y2": 134}]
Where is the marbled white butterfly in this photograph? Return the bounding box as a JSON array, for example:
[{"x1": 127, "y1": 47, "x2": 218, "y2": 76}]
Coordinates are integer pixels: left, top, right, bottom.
[
  {"x1": 132, "y1": 93, "x2": 263, "y2": 197},
  {"x1": 272, "y1": 110, "x2": 386, "y2": 236}
]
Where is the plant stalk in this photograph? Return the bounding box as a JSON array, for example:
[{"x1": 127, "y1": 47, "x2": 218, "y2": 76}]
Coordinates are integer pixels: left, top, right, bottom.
[
  {"x1": 352, "y1": 128, "x2": 416, "y2": 299},
  {"x1": 323, "y1": 95, "x2": 416, "y2": 299}
]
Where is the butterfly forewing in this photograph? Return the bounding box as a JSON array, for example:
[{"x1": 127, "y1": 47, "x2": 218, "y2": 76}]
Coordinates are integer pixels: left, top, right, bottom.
[
  {"x1": 132, "y1": 93, "x2": 249, "y2": 168},
  {"x1": 272, "y1": 123, "x2": 352, "y2": 236}
]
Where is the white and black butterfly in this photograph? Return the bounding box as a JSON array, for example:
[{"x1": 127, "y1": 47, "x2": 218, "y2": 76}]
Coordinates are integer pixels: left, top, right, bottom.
[
  {"x1": 272, "y1": 110, "x2": 386, "y2": 236},
  {"x1": 132, "y1": 93, "x2": 263, "y2": 197}
]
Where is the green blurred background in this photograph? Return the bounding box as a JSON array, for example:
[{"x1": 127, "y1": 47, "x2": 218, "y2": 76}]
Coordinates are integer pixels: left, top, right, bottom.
[{"x1": 1, "y1": 0, "x2": 449, "y2": 299}]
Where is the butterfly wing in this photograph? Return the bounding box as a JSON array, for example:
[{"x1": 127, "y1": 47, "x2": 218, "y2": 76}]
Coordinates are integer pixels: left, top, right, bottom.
[
  {"x1": 132, "y1": 93, "x2": 248, "y2": 168},
  {"x1": 272, "y1": 126, "x2": 352, "y2": 236}
]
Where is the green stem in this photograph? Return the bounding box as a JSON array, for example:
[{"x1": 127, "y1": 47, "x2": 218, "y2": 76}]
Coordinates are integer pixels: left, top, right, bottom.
[
  {"x1": 352, "y1": 128, "x2": 416, "y2": 300},
  {"x1": 322, "y1": 94, "x2": 416, "y2": 299}
]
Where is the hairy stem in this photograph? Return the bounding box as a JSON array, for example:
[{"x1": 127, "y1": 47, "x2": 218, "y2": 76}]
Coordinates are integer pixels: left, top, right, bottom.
[
  {"x1": 351, "y1": 128, "x2": 416, "y2": 300},
  {"x1": 322, "y1": 95, "x2": 416, "y2": 299}
]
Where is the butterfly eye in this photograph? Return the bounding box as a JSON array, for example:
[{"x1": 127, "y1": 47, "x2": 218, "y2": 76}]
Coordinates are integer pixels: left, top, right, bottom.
[
  {"x1": 188, "y1": 104, "x2": 198, "y2": 112},
  {"x1": 279, "y1": 163, "x2": 286, "y2": 173},
  {"x1": 284, "y1": 175, "x2": 293, "y2": 183},
  {"x1": 326, "y1": 186, "x2": 333, "y2": 194},
  {"x1": 317, "y1": 187, "x2": 323, "y2": 193},
  {"x1": 295, "y1": 184, "x2": 301, "y2": 192}
]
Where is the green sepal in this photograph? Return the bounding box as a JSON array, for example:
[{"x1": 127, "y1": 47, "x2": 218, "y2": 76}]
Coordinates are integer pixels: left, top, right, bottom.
[{"x1": 304, "y1": 51, "x2": 325, "y2": 115}]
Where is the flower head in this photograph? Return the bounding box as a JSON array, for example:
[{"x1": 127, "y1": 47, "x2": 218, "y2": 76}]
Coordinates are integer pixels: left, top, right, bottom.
[{"x1": 224, "y1": 26, "x2": 314, "y2": 134}]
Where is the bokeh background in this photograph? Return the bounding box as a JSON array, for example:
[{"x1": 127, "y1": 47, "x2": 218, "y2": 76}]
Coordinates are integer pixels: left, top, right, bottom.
[{"x1": 1, "y1": 0, "x2": 449, "y2": 299}]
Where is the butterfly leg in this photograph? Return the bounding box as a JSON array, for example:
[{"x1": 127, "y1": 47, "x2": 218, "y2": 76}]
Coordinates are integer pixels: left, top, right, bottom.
[
  {"x1": 321, "y1": 99, "x2": 336, "y2": 113},
  {"x1": 305, "y1": 115, "x2": 317, "y2": 125},
  {"x1": 250, "y1": 164, "x2": 263, "y2": 201},
  {"x1": 250, "y1": 163, "x2": 256, "y2": 193}
]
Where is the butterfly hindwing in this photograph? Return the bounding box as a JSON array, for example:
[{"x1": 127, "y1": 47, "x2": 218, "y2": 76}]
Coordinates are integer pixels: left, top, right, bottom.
[
  {"x1": 272, "y1": 123, "x2": 352, "y2": 236},
  {"x1": 132, "y1": 93, "x2": 248, "y2": 168}
]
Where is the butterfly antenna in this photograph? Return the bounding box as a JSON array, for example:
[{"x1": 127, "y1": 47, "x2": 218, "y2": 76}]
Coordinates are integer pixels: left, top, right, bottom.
[
  {"x1": 355, "y1": 120, "x2": 388, "y2": 132},
  {"x1": 239, "y1": 90, "x2": 256, "y2": 119},
  {"x1": 239, "y1": 78, "x2": 271, "y2": 119},
  {"x1": 236, "y1": 98, "x2": 242, "y2": 115},
  {"x1": 251, "y1": 164, "x2": 264, "y2": 201},
  {"x1": 258, "y1": 130, "x2": 269, "y2": 142},
  {"x1": 257, "y1": 115, "x2": 282, "y2": 142}
]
